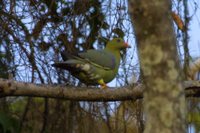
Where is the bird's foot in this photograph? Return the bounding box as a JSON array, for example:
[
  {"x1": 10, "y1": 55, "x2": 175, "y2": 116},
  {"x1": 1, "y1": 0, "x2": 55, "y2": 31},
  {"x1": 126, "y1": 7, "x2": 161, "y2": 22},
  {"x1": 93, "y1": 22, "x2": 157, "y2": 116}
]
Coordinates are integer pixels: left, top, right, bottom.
[
  {"x1": 98, "y1": 79, "x2": 108, "y2": 90},
  {"x1": 100, "y1": 84, "x2": 108, "y2": 89}
]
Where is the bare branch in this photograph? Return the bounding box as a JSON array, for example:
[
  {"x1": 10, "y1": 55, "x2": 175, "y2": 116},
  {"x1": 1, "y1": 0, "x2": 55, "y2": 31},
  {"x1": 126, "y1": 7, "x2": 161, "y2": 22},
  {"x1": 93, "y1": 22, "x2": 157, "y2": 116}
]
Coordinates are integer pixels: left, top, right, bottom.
[
  {"x1": 0, "y1": 78, "x2": 200, "y2": 101},
  {"x1": 0, "y1": 78, "x2": 143, "y2": 101}
]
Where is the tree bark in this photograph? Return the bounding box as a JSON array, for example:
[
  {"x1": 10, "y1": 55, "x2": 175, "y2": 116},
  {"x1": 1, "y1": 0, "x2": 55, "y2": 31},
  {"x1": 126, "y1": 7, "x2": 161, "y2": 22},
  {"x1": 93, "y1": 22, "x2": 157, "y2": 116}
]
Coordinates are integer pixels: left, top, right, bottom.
[
  {"x1": 0, "y1": 78, "x2": 143, "y2": 101},
  {"x1": 128, "y1": 0, "x2": 186, "y2": 133},
  {"x1": 0, "y1": 78, "x2": 199, "y2": 102}
]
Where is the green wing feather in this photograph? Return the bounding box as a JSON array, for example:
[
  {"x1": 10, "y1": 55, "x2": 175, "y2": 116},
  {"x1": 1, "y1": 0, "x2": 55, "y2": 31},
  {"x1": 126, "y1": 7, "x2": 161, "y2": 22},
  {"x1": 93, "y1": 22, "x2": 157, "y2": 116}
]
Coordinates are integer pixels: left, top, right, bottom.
[
  {"x1": 52, "y1": 38, "x2": 130, "y2": 86},
  {"x1": 78, "y1": 50, "x2": 116, "y2": 70}
]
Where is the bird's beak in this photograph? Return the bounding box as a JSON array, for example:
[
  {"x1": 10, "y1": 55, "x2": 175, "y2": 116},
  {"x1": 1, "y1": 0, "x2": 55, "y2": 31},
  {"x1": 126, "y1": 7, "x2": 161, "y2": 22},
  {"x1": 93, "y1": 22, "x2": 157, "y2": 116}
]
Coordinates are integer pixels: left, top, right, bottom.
[{"x1": 124, "y1": 42, "x2": 131, "y2": 48}]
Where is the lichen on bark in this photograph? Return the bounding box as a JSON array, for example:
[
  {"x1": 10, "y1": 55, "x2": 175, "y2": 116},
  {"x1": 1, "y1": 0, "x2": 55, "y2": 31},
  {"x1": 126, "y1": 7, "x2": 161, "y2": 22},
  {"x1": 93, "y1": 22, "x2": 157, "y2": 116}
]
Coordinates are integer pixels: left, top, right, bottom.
[{"x1": 128, "y1": 0, "x2": 186, "y2": 133}]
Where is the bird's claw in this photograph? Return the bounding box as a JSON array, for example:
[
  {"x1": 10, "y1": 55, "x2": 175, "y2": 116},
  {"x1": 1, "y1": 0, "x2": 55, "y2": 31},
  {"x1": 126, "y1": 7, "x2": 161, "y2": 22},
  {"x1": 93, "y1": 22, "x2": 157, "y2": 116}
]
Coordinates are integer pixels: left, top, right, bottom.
[{"x1": 100, "y1": 84, "x2": 108, "y2": 89}]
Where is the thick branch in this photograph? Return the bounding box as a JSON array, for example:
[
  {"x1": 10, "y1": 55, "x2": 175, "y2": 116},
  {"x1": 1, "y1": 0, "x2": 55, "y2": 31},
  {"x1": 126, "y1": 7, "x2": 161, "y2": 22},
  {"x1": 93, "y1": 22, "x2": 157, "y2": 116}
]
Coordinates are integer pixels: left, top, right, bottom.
[
  {"x1": 0, "y1": 78, "x2": 200, "y2": 101},
  {"x1": 0, "y1": 79, "x2": 143, "y2": 101}
]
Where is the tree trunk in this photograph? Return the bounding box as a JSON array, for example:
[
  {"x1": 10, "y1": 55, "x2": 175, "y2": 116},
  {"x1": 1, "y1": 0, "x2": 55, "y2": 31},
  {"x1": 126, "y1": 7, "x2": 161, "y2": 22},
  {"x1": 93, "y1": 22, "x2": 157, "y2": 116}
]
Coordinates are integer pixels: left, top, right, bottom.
[{"x1": 128, "y1": 0, "x2": 186, "y2": 133}]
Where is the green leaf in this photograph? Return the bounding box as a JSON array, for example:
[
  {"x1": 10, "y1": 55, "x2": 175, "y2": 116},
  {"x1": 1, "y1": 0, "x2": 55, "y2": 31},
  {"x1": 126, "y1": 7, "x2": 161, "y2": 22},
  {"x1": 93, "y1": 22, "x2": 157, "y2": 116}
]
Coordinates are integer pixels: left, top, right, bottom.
[{"x1": 0, "y1": 111, "x2": 20, "y2": 133}]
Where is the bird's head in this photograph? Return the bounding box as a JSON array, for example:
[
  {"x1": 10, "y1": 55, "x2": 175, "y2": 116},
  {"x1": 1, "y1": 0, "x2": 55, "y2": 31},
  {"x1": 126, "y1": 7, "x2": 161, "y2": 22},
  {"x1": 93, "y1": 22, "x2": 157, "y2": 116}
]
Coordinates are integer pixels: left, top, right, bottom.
[{"x1": 106, "y1": 38, "x2": 131, "y2": 50}]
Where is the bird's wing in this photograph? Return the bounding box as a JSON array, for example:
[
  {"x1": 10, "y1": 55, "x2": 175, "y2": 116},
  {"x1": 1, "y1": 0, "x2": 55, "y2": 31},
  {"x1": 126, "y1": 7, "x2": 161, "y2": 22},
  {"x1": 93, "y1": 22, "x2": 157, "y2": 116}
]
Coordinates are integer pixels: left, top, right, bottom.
[{"x1": 78, "y1": 50, "x2": 116, "y2": 70}]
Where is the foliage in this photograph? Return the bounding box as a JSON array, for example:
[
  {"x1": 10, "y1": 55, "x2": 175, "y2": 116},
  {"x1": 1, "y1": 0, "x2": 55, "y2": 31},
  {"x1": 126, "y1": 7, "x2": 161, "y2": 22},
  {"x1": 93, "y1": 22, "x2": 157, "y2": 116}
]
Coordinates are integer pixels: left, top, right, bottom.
[{"x1": 0, "y1": 111, "x2": 20, "y2": 133}]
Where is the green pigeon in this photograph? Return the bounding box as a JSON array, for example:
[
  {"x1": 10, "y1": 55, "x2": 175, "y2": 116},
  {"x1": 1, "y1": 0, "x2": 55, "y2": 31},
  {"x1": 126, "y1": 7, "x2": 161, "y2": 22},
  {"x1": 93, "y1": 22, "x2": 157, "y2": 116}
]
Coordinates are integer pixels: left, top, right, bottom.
[{"x1": 52, "y1": 38, "x2": 131, "y2": 89}]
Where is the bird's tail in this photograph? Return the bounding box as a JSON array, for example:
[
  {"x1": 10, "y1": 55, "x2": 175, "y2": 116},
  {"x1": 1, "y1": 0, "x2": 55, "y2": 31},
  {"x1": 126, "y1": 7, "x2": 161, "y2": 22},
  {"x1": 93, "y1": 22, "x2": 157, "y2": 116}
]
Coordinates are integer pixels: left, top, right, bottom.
[
  {"x1": 52, "y1": 60, "x2": 84, "y2": 71},
  {"x1": 52, "y1": 62, "x2": 71, "y2": 70}
]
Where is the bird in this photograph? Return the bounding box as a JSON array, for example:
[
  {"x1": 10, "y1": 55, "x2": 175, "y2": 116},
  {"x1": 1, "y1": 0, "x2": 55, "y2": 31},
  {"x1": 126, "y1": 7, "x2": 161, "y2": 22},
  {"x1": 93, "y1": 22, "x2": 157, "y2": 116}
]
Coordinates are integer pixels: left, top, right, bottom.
[{"x1": 52, "y1": 38, "x2": 131, "y2": 89}]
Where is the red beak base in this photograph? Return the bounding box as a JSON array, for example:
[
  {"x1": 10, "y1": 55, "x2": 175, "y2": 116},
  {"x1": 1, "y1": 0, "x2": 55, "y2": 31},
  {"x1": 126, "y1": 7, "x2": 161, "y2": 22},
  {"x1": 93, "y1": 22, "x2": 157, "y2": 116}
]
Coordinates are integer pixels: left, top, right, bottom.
[{"x1": 124, "y1": 42, "x2": 131, "y2": 48}]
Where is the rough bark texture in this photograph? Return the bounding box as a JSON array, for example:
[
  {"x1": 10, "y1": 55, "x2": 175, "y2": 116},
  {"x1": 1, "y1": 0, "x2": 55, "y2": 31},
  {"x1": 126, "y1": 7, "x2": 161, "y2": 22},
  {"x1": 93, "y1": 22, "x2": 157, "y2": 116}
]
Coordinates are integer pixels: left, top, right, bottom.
[
  {"x1": 0, "y1": 78, "x2": 199, "y2": 102},
  {"x1": 0, "y1": 78, "x2": 143, "y2": 101},
  {"x1": 128, "y1": 0, "x2": 186, "y2": 133}
]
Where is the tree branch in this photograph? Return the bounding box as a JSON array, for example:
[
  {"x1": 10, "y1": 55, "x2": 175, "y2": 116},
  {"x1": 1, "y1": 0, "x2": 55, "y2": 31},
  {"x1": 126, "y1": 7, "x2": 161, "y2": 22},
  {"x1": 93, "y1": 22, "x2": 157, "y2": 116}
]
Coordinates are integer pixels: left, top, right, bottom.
[{"x1": 0, "y1": 78, "x2": 200, "y2": 101}]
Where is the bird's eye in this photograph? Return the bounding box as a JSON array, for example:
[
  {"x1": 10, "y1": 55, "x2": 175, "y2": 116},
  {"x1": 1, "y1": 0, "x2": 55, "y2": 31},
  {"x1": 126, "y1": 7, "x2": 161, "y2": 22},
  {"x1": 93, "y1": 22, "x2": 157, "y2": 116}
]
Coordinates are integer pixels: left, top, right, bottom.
[{"x1": 116, "y1": 39, "x2": 121, "y2": 42}]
